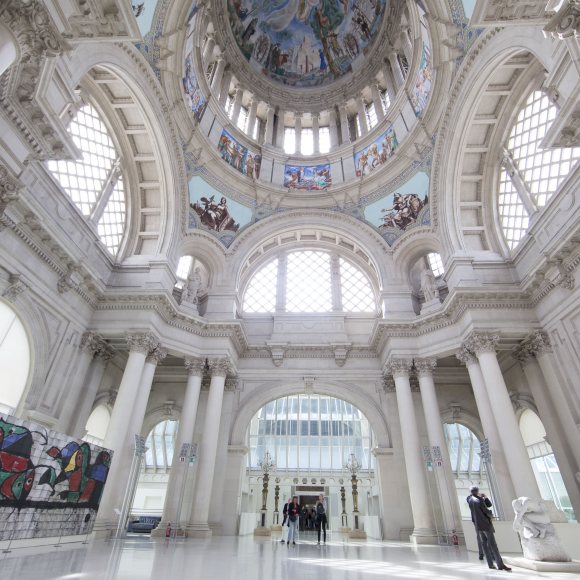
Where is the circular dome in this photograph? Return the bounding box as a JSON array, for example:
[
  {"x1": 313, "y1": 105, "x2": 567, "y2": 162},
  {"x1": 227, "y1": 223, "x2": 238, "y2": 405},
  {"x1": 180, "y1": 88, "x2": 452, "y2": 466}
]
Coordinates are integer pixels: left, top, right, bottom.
[{"x1": 227, "y1": 0, "x2": 386, "y2": 89}]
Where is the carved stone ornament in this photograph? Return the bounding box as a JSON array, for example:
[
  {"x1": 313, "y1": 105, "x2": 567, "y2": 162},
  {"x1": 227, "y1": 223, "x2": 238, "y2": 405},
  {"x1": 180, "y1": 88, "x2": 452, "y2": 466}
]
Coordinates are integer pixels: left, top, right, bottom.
[
  {"x1": 303, "y1": 376, "x2": 316, "y2": 394},
  {"x1": 96, "y1": 343, "x2": 116, "y2": 362},
  {"x1": 57, "y1": 263, "x2": 80, "y2": 294},
  {"x1": 512, "y1": 344, "x2": 534, "y2": 365},
  {"x1": 450, "y1": 404, "x2": 462, "y2": 421},
  {"x1": 332, "y1": 343, "x2": 351, "y2": 367},
  {"x1": 225, "y1": 376, "x2": 240, "y2": 391},
  {"x1": 126, "y1": 332, "x2": 159, "y2": 355},
  {"x1": 456, "y1": 347, "x2": 477, "y2": 367},
  {"x1": 525, "y1": 330, "x2": 553, "y2": 357},
  {"x1": 385, "y1": 358, "x2": 413, "y2": 379},
  {"x1": 209, "y1": 358, "x2": 233, "y2": 378},
  {"x1": 267, "y1": 343, "x2": 287, "y2": 367},
  {"x1": 146, "y1": 347, "x2": 168, "y2": 365},
  {"x1": 544, "y1": 0, "x2": 580, "y2": 39},
  {"x1": 382, "y1": 374, "x2": 396, "y2": 393},
  {"x1": 185, "y1": 357, "x2": 206, "y2": 376},
  {"x1": 107, "y1": 388, "x2": 118, "y2": 407},
  {"x1": 1, "y1": 273, "x2": 28, "y2": 302},
  {"x1": 79, "y1": 331, "x2": 104, "y2": 355},
  {"x1": 414, "y1": 358, "x2": 437, "y2": 377},
  {"x1": 464, "y1": 332, "x2": 499, "y2": 356},
  {"x1": 0, "y1": 166, "x2": 21, "y2": 226}
]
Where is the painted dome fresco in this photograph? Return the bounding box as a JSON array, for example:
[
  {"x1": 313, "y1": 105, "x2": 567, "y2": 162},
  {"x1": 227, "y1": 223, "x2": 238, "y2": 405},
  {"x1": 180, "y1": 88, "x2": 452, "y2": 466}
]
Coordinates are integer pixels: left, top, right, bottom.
[{"x1": 227, "y1": 0, "x2": 387, "y2": 88}]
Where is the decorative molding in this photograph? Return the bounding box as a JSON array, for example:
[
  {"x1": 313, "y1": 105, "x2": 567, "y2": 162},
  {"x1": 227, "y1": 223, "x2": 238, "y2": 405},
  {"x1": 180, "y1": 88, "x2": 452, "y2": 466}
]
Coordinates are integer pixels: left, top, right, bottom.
[
  {"x1": 208, "y1": 357, "x2": 233, "y2": 378},
  {"x1": 303, "y1": 375, "x2": 317, "y2": 394},
  {"x1": 146, "y1": 346, "x2": 168, "y2": 365},
  {"x1": 384, "y1": 357, "x2": 413, "y2": 378},
  {"x1": 79, "y1": 331, "x2": 104, "y2": 355},
  {"x1": 544, "y1": 1, "x2": 580, "y2": 39},
  {"x1": 266, "y1": 342, "x2": 287, "y2": 367},
  {"x1": 95, "y1": 342, "x2": 116, "y2": 362},
  {"x1": 463, "y1": 332, "x2": 499, "y2": 356},
  {"x1": 455, "y1": 347, "x2": 477, "y2": 367},
  {"x1": 523, "y1": 329, "x2": 553, "y2": 357},
  {"x1": 382, "y1": 374, "x2": 396, "y2": 393},
  {"x1": 1, "y1": 273, "x2": 28, "y2": 302},
  {"x1": 332, "y1": 343, "x2": 352, "y2": 367},
  {"x1": 225, "y1": 376, "x2": 240, "y2": 391}
]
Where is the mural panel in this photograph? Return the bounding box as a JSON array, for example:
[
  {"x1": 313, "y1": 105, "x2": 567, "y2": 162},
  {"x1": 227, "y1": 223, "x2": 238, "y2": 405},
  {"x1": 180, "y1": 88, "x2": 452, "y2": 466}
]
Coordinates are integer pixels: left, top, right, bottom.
[
  {"x1": 284, "y1": 164, "x2": 332, "y2": 190},
  {"x1": 364, "y1": 171, "x2": 429, "y2": 237},
  {"x1": 410, "y1": 43, "x2": 433, "y2": 117},
  {"x1": 188, "y1": 176, "x2": 253, "y2": 235},
  {"x1": 183, "y1": 51, "x2": 207, "y2": 122},
  {"x1": 0, "y1": 415, "x2": 112, "y2": 540},
  {"x1": 227, "y1": 0, "x2": 387, "y2": 88},
  {"x1": 354, "y1": 125, "x2": 399, "y2": 177},
  {"x1": 218, "y1": 129, "x2": 262, "y2": 179}
]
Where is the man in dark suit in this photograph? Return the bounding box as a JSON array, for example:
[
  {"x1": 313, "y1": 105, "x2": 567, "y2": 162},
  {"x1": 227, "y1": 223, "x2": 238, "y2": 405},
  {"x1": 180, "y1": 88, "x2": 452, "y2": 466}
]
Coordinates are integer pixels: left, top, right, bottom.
[
  {"x1": 467, "y1": 486, "x2": 511, "y2": 571},
  {"x1": 466, "y1": 487, "x2": 492, "y2": 560}
]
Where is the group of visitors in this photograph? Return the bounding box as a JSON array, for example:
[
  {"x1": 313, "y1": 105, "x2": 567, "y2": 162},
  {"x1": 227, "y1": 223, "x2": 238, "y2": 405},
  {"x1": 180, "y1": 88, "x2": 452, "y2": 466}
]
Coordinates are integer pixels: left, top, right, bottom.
[{"x1": 280, "y1": 494, "x2": 327, "y2": 545}]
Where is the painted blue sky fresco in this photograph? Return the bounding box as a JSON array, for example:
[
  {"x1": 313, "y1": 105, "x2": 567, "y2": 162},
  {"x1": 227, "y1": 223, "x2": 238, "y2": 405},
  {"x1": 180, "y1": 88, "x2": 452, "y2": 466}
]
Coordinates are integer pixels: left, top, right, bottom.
[
  {"x1": 134, "y1": 0, "x2": 159, "y2": 37},
  {"x1": 364, "y1": 171, "x2": 429, "y2": 228}
]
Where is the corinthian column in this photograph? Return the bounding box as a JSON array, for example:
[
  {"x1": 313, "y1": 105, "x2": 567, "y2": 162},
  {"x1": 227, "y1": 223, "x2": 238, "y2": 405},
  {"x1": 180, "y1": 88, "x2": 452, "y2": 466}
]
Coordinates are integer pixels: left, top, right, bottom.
[
  {"x1": 465, "y1": 332, "x2": 541, "y2": 499},
  {"x1": 456, "y1": 348, "x2": 515, "y2": 518},
  {"x1": 415, "y1": 358, "x2": 462, "y2": 535},
  {"x1": 189, "y1": 358, "x2": 232, "y2": 536},
  {"x1": 157, "y1": 357, "x2": 205, "y2": 532},
  {"x1": 96, "y1": 332, "x2": 159, "y2": 529},
  {"x1": 385, "y1": 358, "x2": 436, "y2": 544}
]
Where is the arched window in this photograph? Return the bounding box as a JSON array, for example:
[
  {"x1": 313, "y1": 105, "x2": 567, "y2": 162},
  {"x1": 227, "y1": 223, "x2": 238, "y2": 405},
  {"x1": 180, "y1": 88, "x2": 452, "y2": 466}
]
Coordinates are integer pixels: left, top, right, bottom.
[
  {"x1": 248, "y1": 394, "x2": 375, "y2": 472},
  {"x1": 83, "y1": 405, "x2": 111, "y2": 446},
  {"x1": 0, "y1": 301, "x2": 30, "y2": 414},
  {"x1": 498, "y1": 90, "x2": 580, "y2": 250},
  {"x1": 144, "y1": 420, "x2": 179, "y2": 470},
  {"x1": 242, "y1": 251, "x2": 376, "y2": 314},
  {"x1": 519, "y1": 409, "x2": 575, "y2": 521},
  {"x1": 47, "y1": 103, "x2": 127, "y2": 256}
]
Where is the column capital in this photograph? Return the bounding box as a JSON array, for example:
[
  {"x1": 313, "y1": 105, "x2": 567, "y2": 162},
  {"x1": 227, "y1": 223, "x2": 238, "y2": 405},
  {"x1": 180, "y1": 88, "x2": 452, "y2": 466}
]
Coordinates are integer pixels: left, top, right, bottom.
[
  {"x1": 464, "y1": 332, "x2": 499, "y2": 356},
  {"x1": 385, "y1": 357, "x2": 413, "y2": 379},
  {"x1": 79, "y1": 331, "x2": 103, "y2": 355},
  {"x1": 455, "y1": 348, "x2": 477, "y2": 367},
  {"x1": 126, "y1": 332, "x2": 159, "y2": 354},
  {"x1": 512, "y1": 343, "x2": 534, "y2": 365},
  {"x1": 414, "y1": 358, "x2": 437, "y2": 377},
  {"x1": 209, "y1": 357, "x2": 233, "y2": 378},
  {"x1": 146, "y1": 346, "x2": 167, "y2": 365},
  {"x1": 185, "y1": 356, "x2": 206, "y2": 376},
  {"x1": 524, "y1": 330, "x2": 552, "y2": 356},
  {"x1": 96, "y1": 342, "x2": 116, "y2": 362},
  {"x1": 382, "y1": 374, "x2": 396, "y2": 392}
]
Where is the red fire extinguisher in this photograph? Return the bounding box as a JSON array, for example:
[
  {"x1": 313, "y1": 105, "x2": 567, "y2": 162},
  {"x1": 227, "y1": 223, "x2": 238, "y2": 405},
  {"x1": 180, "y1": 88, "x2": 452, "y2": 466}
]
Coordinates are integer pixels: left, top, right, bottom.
[
  {"x1": 451, "y1": 530, "x2": 459, "y2": 546},
  {"x1": 166, "y1": 523, "x2": 172, "y2": 538}
]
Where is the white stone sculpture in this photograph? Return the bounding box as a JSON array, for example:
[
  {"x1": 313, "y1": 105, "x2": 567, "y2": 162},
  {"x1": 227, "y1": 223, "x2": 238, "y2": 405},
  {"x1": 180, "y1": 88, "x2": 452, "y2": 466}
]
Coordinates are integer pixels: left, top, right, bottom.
[
  {"x1": 181, "y1": 267, "x2": 203, "y2": 311},
  {"x1": 420, "y1": 266, "x2": 439, "y2": 302},
  {"x1": 512, "y1": 497, "x2": 570, "y2": 562}
]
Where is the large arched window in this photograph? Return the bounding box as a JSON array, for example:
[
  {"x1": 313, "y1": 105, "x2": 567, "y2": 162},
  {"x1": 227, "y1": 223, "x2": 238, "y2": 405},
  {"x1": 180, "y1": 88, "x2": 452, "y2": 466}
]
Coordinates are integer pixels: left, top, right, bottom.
[
  {"x1": 248, "y1": 394, "x2": 375, "y2": 472},
  {"x1": 498, "y1": 90, "x2": 580, "y2": 250},
  {"x1": 519, "y1": 409, "x2": 575, "y2": 521},
  {"x1": 144, "y1": 420, "x2": 179, "y2": 470},
  {"x1": 83, "y1": 404, "x2": 111, "y2": 446},
  {"x1": 0, "y1": 301, "x2": 30, "y2": 414},
  {"x1": 242, "y1": 251, "x2": 376, "y2": 314},
  {"x1": 47, "y1": 102, "x2": 127, "y2": 256}
]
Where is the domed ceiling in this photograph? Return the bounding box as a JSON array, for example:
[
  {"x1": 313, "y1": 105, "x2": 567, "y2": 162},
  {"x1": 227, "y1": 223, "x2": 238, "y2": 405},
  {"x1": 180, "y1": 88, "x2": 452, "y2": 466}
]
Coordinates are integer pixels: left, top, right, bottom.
[{"x1": 227, "y1": 0, "x2": 387, "y2": 88}]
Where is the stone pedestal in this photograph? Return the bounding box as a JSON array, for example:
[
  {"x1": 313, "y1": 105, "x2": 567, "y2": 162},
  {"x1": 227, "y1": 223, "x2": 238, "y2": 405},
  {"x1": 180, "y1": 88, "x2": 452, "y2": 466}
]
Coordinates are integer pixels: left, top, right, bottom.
[
  {"x1": 420, "y1": 298, "x2": 441, "y2": 315},
  {"x1": 504, "y1": 558, "x2": 580, "y2": 573},
  {"x1": 253, "y1": 527, "x2": 272, "y2": 536},
  {"x1": 349, "y1": 528, "x2": 367, "y2": 539}
]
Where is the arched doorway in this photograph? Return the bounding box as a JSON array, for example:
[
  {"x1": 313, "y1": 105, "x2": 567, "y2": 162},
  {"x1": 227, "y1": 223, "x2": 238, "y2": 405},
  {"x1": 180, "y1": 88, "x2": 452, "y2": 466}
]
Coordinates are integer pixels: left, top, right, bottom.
[{"x1": 241, "y1": 394, "x2": 380, "y2": 537}]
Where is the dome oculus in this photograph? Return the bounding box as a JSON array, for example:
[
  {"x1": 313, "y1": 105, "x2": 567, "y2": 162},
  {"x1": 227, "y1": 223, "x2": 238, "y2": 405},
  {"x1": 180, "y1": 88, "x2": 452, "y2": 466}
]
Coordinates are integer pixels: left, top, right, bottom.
[{"x1": 227, "y1": 0, "x2": 387, "y2": 88}]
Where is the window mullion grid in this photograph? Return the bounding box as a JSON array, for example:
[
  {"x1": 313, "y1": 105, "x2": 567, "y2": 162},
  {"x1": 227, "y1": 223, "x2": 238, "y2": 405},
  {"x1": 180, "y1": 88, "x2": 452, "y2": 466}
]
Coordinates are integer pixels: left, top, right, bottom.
[
  {"x1": 330, "y1": 254, "x2": 342, "y2": 312},
  {"x1": 500, "y1": 149, "x2": 537, "y2": 217},
  {"x1": 276, "y1": 252, "x2": 288, "y2": 313},
  {"x1": 90, "y1": 157, "x2": 121, "y2": 225}
]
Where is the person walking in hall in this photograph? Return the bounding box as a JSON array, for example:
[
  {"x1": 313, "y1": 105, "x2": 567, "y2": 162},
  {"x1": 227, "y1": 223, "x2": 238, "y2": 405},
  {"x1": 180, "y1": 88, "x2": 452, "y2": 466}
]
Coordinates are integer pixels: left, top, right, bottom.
[
  {"x1": 467, "y1": 486, "x2": 512, "y2": 572},
  {"x1": 466, "y1": 487, "x2": 493, "y2": 561},
  {"x1": 316, "y1": 494, "x2": 327, "y2": 544},
  {"x1": 286, "y1": 496, "x2": 300, "y2": 546},
  {"x1": 280, "y1": 496, "x2": 291, "y2": 543}
]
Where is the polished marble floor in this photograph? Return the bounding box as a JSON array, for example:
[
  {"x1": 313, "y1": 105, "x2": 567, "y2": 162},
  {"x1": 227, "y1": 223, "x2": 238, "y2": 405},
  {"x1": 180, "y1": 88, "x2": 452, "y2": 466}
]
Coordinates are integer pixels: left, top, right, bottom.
[{"x1": 1, "y1": 532, "x2": 577, "y2": 580}]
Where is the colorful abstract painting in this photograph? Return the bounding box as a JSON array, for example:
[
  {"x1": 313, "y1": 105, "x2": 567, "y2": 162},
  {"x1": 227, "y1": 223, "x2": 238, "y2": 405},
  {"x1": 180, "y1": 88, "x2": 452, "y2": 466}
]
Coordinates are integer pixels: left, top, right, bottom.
[
  {"x1": 0, "y1": 415, "x2": 112, "y2": 540},
  {"x1": 354, "y1": 125, "x2": 399, "y2": 177},
  {"x1": 227, "y1": 0, "x2": 386, "y2": 88},
  {"x1": 183, "y1": 51, "x2": 207, "y2": 123},
  {"x1": 410, "y1": 43, "x2": 433, "y2": 117},
  {"x1": 364, "y1": 171, "x2": 429, "y2": 236},
  {"x1": 284, "y1": 164, "x2": 332, "y2": 190},
  {"x1": 188, "y1": 176, "x2": 253, "y2": 234},
  {"x1": 217, "y1": 129, "x2": 262, "y2": 179}
]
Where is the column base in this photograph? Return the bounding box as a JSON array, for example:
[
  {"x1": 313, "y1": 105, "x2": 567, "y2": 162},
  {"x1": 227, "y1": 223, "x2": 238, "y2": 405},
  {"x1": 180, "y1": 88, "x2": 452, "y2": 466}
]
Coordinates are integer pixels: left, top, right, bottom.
[
  {"x1": 271, "y1": 525, "x2": 283, "y2": 532},
  {"x1": 254, "y1": 527, "x2": 272, "y2": 536},
  {"x1": 348, "y1": 529, "x2": 367, "y2": 539},
  {"x1": 339, "y1": 527, "x2": 351, "y2": 533},
  {"x1": 504, "y1": 557, "x2": 580, "y2": 573},
  {"x1": 187, "y1": 523, "x2": 213, "y2": 538},
  {"x1": 409, "y1": 529, "x2": 439, "y2": 545}
]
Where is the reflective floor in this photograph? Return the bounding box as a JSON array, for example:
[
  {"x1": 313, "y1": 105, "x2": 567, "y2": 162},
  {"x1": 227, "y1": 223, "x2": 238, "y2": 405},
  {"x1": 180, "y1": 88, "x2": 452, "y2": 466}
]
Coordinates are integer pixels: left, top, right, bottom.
[{"x1": 0, "y1": 532, "x2": 575, "y2": 580}]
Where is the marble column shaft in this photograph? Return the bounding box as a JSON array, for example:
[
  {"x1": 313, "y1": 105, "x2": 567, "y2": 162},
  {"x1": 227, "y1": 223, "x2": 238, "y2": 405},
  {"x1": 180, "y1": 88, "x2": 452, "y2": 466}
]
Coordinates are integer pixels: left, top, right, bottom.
[
  {"x1": 457, "y1": 348, "x2": 516, "y2": 518},
  {"x1": 295, "y1": 114, "x2": 302, "y2": 154},
  {"x1": 357, "y1": 97, "x2": 368, "y2": 135},
  {"x1": 231, "y1": 87, "x2": 243, "y2": 125},
  {"x1": 387, "y1": 358, "x2": 436, "y2": 540},
  {"x1": 161, "y1": 357, "x2": 205, "y2": 526},
  {"x1": 264, "y1": 106, "x2": 275, "y2": 144},
  {"x1": 371, "y1": 82, "x2": 385, "y2": 120},
  {"x1": 211, "y1": 57, "x2": 226, "y2": 92},
  {"x1": 415, "y1": 358, "x2": 462, "y2": 533},
  {"x1": 189, "y1": 359, "x2": 232, "y2": 533},
  {"x1": 466, "y1": 333, "x2": 541, "y2": 499},
  {"x1": 339, "y1": 105, "x2": 350, "y2": 144},
  {"x1": 218, "y1": 69, "x2": 232, "y2": 107}
]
